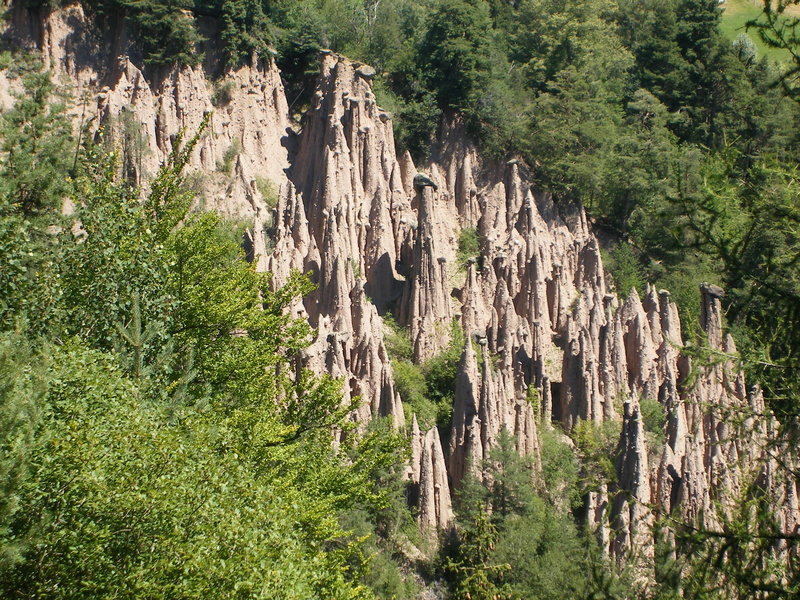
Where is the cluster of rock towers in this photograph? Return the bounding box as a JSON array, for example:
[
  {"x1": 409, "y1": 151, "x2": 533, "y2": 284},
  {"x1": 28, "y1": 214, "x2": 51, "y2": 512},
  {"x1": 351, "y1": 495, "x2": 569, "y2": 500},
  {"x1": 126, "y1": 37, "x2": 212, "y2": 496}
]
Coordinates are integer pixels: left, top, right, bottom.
[{"x1": 6, "y1": 2, "x2": 797, "y2": 570}]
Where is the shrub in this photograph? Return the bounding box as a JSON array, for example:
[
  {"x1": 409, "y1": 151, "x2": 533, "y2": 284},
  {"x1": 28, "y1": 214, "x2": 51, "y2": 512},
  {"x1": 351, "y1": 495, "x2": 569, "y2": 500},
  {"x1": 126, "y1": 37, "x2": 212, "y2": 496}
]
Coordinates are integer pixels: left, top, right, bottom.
[
  {"x1": 572, "y1": 419, "x2": 621, "y2": 493},
  {"x1": 422, "y1": 321, "x2": 463, "y2": 405},
  {"x1": 422, "y1": 320, "x2": 464, "y2": 430},
  {"x1": 384, "y1": 317, "x2": 464, "y2": 431},
  {"x1": 640, "y1": 396, "x2": 666, "y2": 446},
  {"x1": 383, "y1": 313, "x2": 413, "y2": 362},
  {"x1": 217, "y1": 140, "x2": 240, "y2": 175},
  {"x1": 394, "y1": 359, "x2": 433, "y2": 426},
  {"x1": 211, "y1": 79, "x2": 236, "y2": 107},
  {"x1": 348, "y1": 257, "x2": 363, "y2": 281},
  {"x1": 456, "y1": 227, "x2": 481, "y2": 271},
  {"x1": 526, "y1": 384, "x2": 541, "y2": 416},
  {"x1": 256, "y1": 176, "x2": 279, "y2": 209}
]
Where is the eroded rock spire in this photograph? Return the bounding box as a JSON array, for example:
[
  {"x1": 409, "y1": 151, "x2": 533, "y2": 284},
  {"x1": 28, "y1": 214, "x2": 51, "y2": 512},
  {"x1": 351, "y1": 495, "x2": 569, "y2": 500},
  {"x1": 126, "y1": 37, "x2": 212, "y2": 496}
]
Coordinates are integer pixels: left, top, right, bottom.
[{"x1": 16, "y1": 7, "x2": 797, "y2": 565}]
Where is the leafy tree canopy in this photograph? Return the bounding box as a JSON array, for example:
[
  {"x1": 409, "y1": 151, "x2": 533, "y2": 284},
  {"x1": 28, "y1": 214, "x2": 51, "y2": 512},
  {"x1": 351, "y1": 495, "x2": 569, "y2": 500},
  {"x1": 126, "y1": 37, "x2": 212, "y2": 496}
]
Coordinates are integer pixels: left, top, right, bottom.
[{"x1": 0, "y1": 68, "x2": 405, "y2": 598}]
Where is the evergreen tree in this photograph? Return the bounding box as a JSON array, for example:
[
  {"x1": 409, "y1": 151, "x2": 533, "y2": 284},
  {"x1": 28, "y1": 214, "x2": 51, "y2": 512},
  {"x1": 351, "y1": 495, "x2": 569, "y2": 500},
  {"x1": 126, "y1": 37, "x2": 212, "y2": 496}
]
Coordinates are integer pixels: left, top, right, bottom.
[
  {"x1": 0, "y1": 70, "x2": 71, "y2": 217},
  {"x1": 0, "y1": 69, "x2": 72, "y2": 331},
  {"x1": 749, "y1": 0, "x2": 800, "y2": 101},
  {"x1": 122, "y1": 0, "x2": 202, "y2": 67},
  {"x1": 0, "y1": 333, "x2": 45, "y2": 576},
  {"x1": 418, "y1": 0, "x2": 493, "y2": 113},
  {"x1": 219, "y1": 0, "x2": 272, "y2": 66},
  {"x1": 483, "y1": 429, "x2": 536, "y2": 523}
]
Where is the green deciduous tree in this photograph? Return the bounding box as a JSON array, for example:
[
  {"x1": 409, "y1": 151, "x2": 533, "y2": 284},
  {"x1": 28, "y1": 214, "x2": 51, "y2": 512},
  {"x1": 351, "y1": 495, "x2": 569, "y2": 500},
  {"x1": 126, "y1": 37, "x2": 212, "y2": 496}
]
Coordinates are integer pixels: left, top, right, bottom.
[
  {"x1": 0, "y1": 72, "x2": 404, "y2": 596},
  {"x1": 0, "y1": 340, "x2": 386, "y2": 598}
]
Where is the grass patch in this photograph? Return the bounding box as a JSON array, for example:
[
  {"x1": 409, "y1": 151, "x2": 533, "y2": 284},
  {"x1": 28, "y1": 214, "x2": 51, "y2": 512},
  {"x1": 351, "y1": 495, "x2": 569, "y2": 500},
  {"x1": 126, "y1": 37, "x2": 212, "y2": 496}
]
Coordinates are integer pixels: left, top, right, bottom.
[
  {"x1": 720, "y1": 0, "x2": 795, "y2": 62},
  {"x1": 211, "y1": 79, "x2": 236, "y2": 107},
  {"x1": 256, "y1": 177, "x2": 279, "y2": 209},
  {"x1": 217, "y1": 140, "x2": 240, "y2": 175}
]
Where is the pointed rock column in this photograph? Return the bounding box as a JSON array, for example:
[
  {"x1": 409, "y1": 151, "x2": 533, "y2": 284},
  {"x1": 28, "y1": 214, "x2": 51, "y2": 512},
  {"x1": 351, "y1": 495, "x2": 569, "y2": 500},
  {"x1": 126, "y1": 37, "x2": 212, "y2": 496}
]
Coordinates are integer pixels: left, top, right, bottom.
[
  {"x1": 401, "y1": 183, "x2": 453, "y2": 361},
  {"x1": 611, "y1": 397, "x2": 654, "y2": 564},
  {"x1": 461, "y1": 259, "x2": 486, "y2": 339},
  {"x1": 620, "y1": 289, "x2": 659, "y2": 400},
  {"x1": 418, "y1": 427, "x2": 455, "y2": 533},
  {"x1": 449, "y1": 338, "x2": 481, "y2": 489},
  {"x1": 599, "y1": 293, "x2": 627, "y2": 418}
]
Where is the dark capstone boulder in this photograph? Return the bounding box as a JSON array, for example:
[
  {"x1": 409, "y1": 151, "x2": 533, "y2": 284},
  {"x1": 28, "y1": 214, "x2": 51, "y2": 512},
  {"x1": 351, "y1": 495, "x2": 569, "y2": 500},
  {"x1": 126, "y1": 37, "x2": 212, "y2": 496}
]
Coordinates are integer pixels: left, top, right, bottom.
[
  {"x1": 413, "y1": 173, "x2": 438, "y2": 191},
  {"x1": 356, "y1": 64, "x2": 376, "y2": 79},
  {"x1": 700, "y1": 281, "x2": 725, "y2": 298}
]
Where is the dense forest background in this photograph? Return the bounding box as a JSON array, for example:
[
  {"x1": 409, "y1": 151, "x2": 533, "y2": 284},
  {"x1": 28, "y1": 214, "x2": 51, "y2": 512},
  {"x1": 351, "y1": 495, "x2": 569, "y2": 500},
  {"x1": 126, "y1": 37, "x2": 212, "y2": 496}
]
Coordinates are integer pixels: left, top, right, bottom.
[{"x1": 2, "y1": 0, "x2": 800, "y2": 598}]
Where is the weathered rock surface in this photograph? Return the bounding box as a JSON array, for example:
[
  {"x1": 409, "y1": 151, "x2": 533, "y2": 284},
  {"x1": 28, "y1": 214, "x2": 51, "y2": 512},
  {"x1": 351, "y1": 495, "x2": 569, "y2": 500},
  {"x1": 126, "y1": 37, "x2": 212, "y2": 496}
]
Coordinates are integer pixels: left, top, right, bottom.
[
  {"x1": 418, "y1": 426, "x2": 454, "y2": 532},
  {"x1": 4, "y1": 2, "x2": 290, "y2": 223},
  {"x1": 601, "y1": 283, "x2": 800, "y2": 570},
  {"x1": 4, "y1": 4, "x2": 797, "y2": 561},
  {"x1": 267, "y1": 54, "x2": 407, "y2": 440},
  {"x1": 611, "y1": 396, "x2": 653, "y2": 565}
]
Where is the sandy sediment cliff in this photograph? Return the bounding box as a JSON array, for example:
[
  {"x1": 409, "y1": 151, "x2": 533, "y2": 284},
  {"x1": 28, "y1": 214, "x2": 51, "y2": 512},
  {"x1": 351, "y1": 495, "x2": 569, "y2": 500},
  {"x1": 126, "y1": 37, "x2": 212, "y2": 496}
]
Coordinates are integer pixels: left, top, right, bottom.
[
  {"x1": 280, "y1": 52, "x2": 799, "y2": 556},
  {"x1": 3, "y1": 3, "x2": 797, "y2": 557},
  {"x1": 2, "y1": 2, "x2": 290, "y2": 224}
]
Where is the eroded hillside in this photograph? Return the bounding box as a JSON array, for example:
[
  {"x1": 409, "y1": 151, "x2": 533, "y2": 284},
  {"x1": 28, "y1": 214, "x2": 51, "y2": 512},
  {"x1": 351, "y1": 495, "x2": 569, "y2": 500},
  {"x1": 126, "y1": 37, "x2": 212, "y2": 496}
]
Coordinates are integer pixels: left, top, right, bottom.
[{"x1": 2, "y1": 2, "x2": 798, "y2": 596}]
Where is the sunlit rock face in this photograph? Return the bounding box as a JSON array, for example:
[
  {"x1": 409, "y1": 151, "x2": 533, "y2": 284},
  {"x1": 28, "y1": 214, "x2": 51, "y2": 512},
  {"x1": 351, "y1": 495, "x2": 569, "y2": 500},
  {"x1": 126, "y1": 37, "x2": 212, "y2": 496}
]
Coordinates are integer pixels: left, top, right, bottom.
[
  {"x1": 6, "y1": 2, "x2": 291, "y2": 223},
  {"x1": 4, "y1": 5, "x2": 797, "y2": 551},
  {"x1": 284, "y1": 56, "x2": 798, "y2": 553}
]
